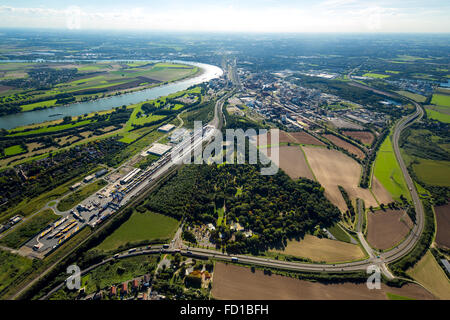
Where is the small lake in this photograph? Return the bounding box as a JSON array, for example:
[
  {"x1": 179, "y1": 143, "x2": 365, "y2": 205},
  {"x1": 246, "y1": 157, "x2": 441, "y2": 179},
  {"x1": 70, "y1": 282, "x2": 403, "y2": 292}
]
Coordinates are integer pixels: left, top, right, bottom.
[{"x1": 0, "y1": 60, "x2": 223, "y2": 130}]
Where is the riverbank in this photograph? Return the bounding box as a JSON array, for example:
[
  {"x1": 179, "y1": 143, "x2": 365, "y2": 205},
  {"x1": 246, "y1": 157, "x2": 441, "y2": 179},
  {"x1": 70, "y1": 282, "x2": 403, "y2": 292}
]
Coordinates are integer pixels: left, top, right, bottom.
[{"x1": 0, "y1": 60, "x2": 222, "y2": 130}]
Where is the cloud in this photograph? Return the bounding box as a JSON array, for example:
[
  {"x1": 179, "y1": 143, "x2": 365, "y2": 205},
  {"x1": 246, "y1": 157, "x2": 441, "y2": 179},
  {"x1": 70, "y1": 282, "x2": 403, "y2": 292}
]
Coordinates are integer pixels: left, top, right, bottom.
[{"x1": 0, "y1": 3, "x2": 447, "y2": 32}]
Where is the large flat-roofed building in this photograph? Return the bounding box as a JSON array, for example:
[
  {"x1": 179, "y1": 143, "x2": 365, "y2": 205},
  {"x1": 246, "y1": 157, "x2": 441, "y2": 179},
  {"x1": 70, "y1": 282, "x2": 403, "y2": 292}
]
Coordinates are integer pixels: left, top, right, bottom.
[
  {"x1": 70, "y1": 182, "x2": 82, "y2": 191},
  {"x1": 120, "y1": 168, "x2": 141, "y2": 185},
  {"x1": 158, "y1": 124, "x2": 176, "y2": 133},
  {"x1": 84, "y1": 175, "x2": 95, "y2": 183},
  {"x1": 143, "y1": 143, "x2": 172, "y2": 156},
  {"x1": 95, "y1": 169, "x2": 108, "y2": 178}
]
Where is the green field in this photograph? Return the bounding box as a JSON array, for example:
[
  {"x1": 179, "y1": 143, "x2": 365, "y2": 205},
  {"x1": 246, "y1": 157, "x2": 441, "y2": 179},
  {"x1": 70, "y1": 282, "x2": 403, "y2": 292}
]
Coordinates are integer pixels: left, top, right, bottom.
[
  {"x1": 9, "y1": 120, "x2": 91, "y2": 137},
  {"x1": 328, "y1": 223, "x2": 351, "y2": 243},
  {"x1": 373, "y1": 133, "x2": 409, "y2": 200},
  {"x1": 0, "y1": 209, "x2": 59, "y2": 249},
  {"x1": 431, "y1": 94, "x2": 450, "y2": 107},
  {"x1": 21, "y1": 99, "x2": 57, "y2": 111},
  {"x1": 413, "y1": 159, "x2": 450, "y2": 186},
  {"x1": 57, "y1": 179, "x2": 108, "y2": 212},
  {"x1": 0, "y1": 250, "x2": 33, "y2": 296},
  {"x1": 216, "y1": 206, "x2": 225, "y2": 226},
  {"x1": 395, "y1": 91, "x2": 427, "y2": 103},
  {"x1": 3, "y1": 144, "x2": 25, "y2": 157},
  {"x1": 386, "y1": 292, "x2": 415, "y2": 300},
  {"x1": 96, "y1": 210, "x2": 179, "y2": 252},
  {"x1": 407, "y1": 251, "x2": 450, "y2": 300},
  {"x1": 363, "y1": 73, "x2": 390, "y2": 79},
  {"x1": 0, "y1": 62, "x2": 199, "y2": 113},
  {"x1": 395, "y1": 55, "x2": 429, "y2": 62},
  {"x1": 426, "y1": 108, "x2": 450, "y2": 123}
]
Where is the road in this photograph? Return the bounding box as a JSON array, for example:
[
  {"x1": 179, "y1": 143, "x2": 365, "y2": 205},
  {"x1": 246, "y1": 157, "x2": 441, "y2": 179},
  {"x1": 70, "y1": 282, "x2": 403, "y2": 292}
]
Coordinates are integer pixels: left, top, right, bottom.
[{"x1": 345, "y1": 81, "x2": 425, "y2": 266}]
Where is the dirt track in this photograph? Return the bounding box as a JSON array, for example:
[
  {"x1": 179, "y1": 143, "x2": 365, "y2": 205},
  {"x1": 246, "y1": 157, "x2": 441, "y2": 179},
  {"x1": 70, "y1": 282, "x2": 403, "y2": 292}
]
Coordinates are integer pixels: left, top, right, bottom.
[{"x1": 212, "y1": 263, "x2": 435, "y2": 300}]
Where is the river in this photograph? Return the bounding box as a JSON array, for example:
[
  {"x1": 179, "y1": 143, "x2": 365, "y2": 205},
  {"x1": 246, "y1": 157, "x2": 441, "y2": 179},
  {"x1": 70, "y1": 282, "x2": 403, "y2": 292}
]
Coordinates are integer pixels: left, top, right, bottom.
[{"x1": 0, "y1": 60, "x2": 223, "y2": 130}]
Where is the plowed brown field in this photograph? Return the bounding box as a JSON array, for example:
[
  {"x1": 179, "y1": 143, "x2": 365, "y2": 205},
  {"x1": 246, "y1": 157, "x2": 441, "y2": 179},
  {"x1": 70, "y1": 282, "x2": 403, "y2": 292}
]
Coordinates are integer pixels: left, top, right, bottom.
[
  {"x1": 211, "y1": 263, "x2": 435, "y2": 300},
  {"x1": 366, "y1": 209, "x2": 413, "y2": 250},
  {"x1": 323, "y1": 134, "x2": 365, "y2": 159},
  {"x1": 260, "y1": 145, "x2": 314, "y2": 180},
  {"x1": 342, "y1": 130, "x2": 375, "y2": 145}
]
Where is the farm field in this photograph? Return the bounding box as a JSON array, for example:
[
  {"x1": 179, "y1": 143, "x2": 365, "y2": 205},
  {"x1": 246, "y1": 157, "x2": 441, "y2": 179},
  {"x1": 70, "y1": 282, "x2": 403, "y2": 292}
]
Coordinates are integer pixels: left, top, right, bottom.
[
  {"x1": 342, "y1": 130, "x2": 375, "y2": 145},
  {"x1": 287, "y1": 131, "x2": 325, "y2": 145},
  {"x1": 434, "y1": 204, "x2": 450, "y2": 249},
  {"x1": 407, "y1": 251, "x2": 450, "y2": 300},
  {"x1": 0, "y1": 61, "x2": 199, "y2": 113},
  {"x1": 425, "y1": 107, "x2": 450, "y2": 123},
  {"x1": 395, "y1": 91, "x2": 427, "y2": 103},
  {"x1": 366, "y1": 209, "x2": 413, "y2": 250},
  {"x1": 425, "y1": 104, "x2": 450, "y2": 115},
  {"x1": 9, "y1": 120, "x2": 92, "y2": 137},
  {"x1": 270, "y1": 235, "x2": 365, "y2": 263},
  {"x1": 373, "y1": 133, "x2": 409, "y2": 200},
  {"x1": 211, "y1": 263, "x2": 435, "y2": 300},
  {"x1": 323, "y1": 134, "x2": 365, "y2": 159},
  {"x1": 431, "y1": 93, "x2": 450, "y2": 107},
  {"x1": 302, "y1": 146, "x2": 389, "y2": 211},
  {"x1": 20, "y1": 99, "x2": 57, "y2": 112},
  {"x1": 412, "y1": 159, "x2": 450, "y2": 186},
  {"x1": 0, "y1": 209, "x2": 58, "y2": 249},
  {"x1": 260, "y1": 145, "x2": 314, "y2": 180},
  {"x1": 2, "y1": 144, "x2": 25, "y2": 157},
  {"x1": 255, "y1": 130, "x2": 324, "y2": 147},
  {"x1": 370, "y1": 178, "x2": 394, "y2": 205},
  {"x1": 96, "y1": 210, "x2": 179, "y2": 252},
  {"x1": 363, "y1": 73, "x2": 390, "y2": 79}
]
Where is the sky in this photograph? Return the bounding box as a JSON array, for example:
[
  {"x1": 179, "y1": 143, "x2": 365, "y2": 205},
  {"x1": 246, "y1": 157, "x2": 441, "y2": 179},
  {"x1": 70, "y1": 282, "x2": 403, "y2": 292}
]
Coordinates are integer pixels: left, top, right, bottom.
[{"x1": 0, "y1": 0, "x2": 449, "y2": 33}]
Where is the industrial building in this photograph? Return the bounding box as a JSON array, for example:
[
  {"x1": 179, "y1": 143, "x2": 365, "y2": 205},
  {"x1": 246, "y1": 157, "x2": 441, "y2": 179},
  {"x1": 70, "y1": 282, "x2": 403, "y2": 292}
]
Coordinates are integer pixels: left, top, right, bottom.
[
  {"x1": 170, "y1": 128, "x2": 190, "y2": 143},
  {"x1": 84, "y1": 175, "x2": 95, "y2": 183},
  {"x1": 143, "y1": 143, "x2": 172, "y2": 156},
  {"x1": 95, "y1": 169, "x2": 108, "y2": 178},
  {"x1": 120, "y1": 168, "x2": 142, "y2": 185},
  {"x1": 157, "y1": 123, "x2": 176, "y2": 132},
  {"x1": 70, "y1": 182, "x2": 82, "y2": 191}
]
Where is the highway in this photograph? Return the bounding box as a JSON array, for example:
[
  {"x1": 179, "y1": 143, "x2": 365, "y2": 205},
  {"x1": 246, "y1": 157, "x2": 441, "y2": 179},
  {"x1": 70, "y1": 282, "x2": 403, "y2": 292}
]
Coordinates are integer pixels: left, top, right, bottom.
[{"x1": 345, "y1": 81, "x2": 425, "y2": 265}]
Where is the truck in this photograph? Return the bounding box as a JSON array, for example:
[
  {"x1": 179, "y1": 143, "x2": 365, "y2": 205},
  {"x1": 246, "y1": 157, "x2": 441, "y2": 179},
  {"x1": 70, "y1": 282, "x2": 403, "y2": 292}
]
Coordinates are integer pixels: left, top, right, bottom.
[
  {"x1": 231, "y1": 257, "x2": 239, "y2": 262},
  {"x1": 33, "y1": 243, "x2": 43, "y2": 251},
  {"x1": 128, "y1": 248, "x2": 137, "y2": 253},
  {"x1": 162, "y1": 244, "x2": 170, "y2": 249}
]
